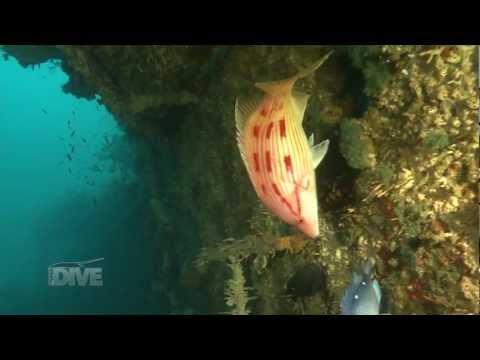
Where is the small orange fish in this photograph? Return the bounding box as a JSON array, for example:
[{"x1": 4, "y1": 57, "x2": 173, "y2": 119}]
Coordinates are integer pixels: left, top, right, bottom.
[{"x1": 236, "y1": 51, "x2": 332, "y2": 238}]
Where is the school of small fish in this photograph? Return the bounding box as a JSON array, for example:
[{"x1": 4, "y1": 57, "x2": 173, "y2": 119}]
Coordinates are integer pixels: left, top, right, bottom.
[{"x1": 46, "y1": 107, "x2": 109, "y2": 207}]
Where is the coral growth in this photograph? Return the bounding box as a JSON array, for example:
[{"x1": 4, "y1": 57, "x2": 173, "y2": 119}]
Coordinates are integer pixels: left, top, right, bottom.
[
  {"x1": 339, "y1": 118, "x2": 377, "y2": 169},
  {"x1": 224, "y1": 256, "x2": 253, "y2": 315},
  {"x1": 334, "y1": 45, "x2": 479, "y2": 314}
]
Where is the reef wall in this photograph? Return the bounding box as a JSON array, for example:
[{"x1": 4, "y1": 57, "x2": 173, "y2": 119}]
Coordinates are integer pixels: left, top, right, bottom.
[{"x1": 4, "y1": 45, "x2": 478, "y2": 314}]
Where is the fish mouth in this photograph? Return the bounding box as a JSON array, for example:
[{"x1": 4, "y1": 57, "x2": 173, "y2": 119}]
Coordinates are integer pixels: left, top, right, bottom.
[{"x1": 296, "y1": 220, "x2": 319, "y2": 239}]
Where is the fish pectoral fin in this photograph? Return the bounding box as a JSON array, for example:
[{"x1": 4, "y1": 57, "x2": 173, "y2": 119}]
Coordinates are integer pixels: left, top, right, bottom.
[
  {"x1": 311, "y1": 139, "x2": 329, "y2": 168},
  {"x1": 308, "y1": 133, "x2": 314, "y2": 147},
  {"x1": 291, "y1": 90, "x2": 310, "y2": 124}
]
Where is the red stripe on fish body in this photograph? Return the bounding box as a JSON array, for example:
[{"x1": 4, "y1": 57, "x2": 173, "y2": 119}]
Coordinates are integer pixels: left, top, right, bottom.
[
  {"x1": 279, "y1": 119, "x2": 286, "y2": 137},
  {"x1": 253, "y1": 125, "x2": 260, "y2": 138},
  {"x1": 261, "y1": 184, "x2": 267, "y2": 195},
  {"x1": 284, "y1": 155, "x2": 293, "y2": 173},
  {"x1": 266, "y1": 122, "x2": 274, "y2": 139},
  {"x1": 266, "y1": 151, "x2": 272, "y2": 172},
  {"x1": 253, "y1": 152, "x2": 260, "y2": 172}
]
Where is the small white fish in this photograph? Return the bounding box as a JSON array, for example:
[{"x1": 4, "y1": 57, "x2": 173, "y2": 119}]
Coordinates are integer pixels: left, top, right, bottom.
[{"x1": 341, "y1": 258, "x2": 382, "y2": 315}]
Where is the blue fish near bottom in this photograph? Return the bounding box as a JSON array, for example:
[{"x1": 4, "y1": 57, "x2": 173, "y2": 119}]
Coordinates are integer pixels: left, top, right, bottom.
[{"x1": 341, "y1": 258, "x2": 381, "y2": 315}]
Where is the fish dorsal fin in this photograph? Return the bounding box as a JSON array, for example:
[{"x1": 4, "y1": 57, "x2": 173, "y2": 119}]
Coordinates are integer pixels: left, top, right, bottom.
[
  {"x1": 309, "y1": 133, "x2": 314, "y2": 147},
  {"x1": 292, "y1": 90, "x2": 310, "y2": 124},
  {"x1": 311, "y1": 139, "x2": 329, "y2": 168},
  {"x1": 235, "y1": 94, "x2": 263, "y2": 166}
]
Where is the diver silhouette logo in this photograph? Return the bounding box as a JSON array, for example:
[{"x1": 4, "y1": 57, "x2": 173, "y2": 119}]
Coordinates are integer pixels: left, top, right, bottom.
[{"x1": 48, "y1": 258, "x2": 104, "y2": 287}]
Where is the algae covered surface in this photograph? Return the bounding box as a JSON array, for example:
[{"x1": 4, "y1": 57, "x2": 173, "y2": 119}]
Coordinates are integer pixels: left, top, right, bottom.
[{"x1": 5, "y1": 45, "x2": 478, "y2": 314}]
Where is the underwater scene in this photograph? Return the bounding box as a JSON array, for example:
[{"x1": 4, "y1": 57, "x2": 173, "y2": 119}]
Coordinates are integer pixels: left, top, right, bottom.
[{"x1": 0, "y1": 45, "x2": 478, "y2": 315}]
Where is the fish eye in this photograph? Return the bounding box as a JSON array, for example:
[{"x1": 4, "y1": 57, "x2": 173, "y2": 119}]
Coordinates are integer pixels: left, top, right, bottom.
[{"x1": 354, "y1": 294, "x2": 359, "y2": 300}]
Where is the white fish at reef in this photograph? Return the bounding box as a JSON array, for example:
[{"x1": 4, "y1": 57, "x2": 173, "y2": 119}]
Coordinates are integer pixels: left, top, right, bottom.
[{"x1": 341, "y1": 258, "x2": 382, "y2": 315}]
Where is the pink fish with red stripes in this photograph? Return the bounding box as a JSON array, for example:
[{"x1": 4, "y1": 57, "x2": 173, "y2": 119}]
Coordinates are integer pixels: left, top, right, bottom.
[{"x1": 235, "y1": 51, "x2": 332, "y2": 238}]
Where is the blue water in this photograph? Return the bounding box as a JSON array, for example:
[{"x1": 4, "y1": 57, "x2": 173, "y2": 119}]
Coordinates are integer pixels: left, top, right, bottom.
[{"x1": 0, "y1": 50, "x2": 161, "y2": 314}]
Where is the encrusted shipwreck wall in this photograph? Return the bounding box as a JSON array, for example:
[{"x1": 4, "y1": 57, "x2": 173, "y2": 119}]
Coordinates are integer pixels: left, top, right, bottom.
[{"x1": 5, "y1": 45, "x2": 478, "y2": 314}]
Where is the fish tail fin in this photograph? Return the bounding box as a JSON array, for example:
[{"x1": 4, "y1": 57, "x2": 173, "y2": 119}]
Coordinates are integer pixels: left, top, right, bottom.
[
  {"x1": 293, "y1": 50, "x2": 334, "y2": 80},
  {"x1": 255, "y1": 78, "x2": 296, "y2": 94},
  {"x1": 254, "y1": 50, "x2": 333, "y2": 94}
]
